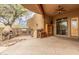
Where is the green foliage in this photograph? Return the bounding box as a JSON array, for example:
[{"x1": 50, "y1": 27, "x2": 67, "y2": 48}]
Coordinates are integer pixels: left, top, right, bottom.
[{"x1": 0, "y1": 4, "x2": 27, "y2": 26}]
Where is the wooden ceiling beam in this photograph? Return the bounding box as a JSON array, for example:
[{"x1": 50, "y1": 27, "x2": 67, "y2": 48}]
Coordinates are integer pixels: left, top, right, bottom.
[{"x1": 38, "y1": 4, "x2": 45, "y2": 15}]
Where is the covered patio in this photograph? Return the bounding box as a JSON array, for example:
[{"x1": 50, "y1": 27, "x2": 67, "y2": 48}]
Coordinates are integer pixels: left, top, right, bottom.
[
  {"x1": 23, "y1": 4, "x2": 79, "y2": 39},
  {"x1": 0, "y1": 4, "x2": 79, "y2": 55}
]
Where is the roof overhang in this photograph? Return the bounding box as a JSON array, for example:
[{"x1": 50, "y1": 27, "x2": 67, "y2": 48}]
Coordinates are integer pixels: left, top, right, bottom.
[{"x1": 22, "y1": 4, "x2": 79, "y2": 16}]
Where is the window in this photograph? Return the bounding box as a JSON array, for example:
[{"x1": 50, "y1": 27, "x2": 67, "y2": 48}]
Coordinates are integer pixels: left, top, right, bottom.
[{"x1": 71, "y1": 17, "x2": 78, "y2": 36}]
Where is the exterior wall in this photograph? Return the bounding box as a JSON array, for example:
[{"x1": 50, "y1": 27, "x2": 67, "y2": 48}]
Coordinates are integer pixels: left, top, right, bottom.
[
  {"x1": 27, "y1": 13, "x2": 44, "y2": 30},
  {"x1": 44, "y1": 15, "x2": 51, "y2": 24},
  {"x1": 27, "y1": 13, "x2": 44, "y2": 38},
  {"x1": 53, "y1": 10, "x2": 79, "y2": 38},
  {"x1": 44, "y1": 15, "x2": 54, "y2": 36}
]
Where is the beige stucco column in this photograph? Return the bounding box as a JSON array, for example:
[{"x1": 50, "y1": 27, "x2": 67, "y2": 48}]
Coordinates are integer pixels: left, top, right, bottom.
[{"x1": 67, "y1": 18, "x2": 71, "y2": 37}]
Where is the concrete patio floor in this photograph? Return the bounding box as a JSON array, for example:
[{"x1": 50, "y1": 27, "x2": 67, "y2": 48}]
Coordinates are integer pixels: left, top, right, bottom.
[{"x1": 0, "y1": 36, "x2": 79, "y2": 55}]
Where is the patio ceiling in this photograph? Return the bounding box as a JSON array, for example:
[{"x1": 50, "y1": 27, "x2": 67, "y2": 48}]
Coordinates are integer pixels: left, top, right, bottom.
[
  {"x1": 22, "y1": 4, "x2": 43, "y2": 14},
  {"x1": 22, "y1": 4, "x2": 79, "y2": 16}
]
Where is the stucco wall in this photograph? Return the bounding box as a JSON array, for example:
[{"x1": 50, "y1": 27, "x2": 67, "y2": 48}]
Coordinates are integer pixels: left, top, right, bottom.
[
  {"x1": 27, "y1": 13, "x2": 44, "y2": 38},
  {"x1": 27, "y1": 13, "x2": 44, "y2": 30}
]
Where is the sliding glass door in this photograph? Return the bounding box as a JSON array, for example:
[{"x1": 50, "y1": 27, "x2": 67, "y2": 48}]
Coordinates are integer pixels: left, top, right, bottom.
[{"x1": 56, "y1": 18, "x2": 68, "y2": 35}]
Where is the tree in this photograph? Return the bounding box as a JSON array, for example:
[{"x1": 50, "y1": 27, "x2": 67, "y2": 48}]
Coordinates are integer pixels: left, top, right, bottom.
[
  {"x1": 0, "y1": 4, "x2": 27, "y2": 27},
  {"x1": 0, "y1": 4, "x2": 27, "y2": 34}
]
